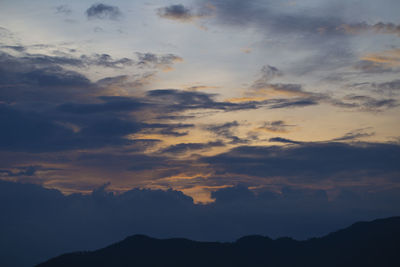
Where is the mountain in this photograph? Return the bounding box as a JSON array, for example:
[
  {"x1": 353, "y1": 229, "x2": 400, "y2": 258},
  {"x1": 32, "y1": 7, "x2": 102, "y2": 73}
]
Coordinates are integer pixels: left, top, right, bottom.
[{"x1": 36, "y1": 217, "x2": 400, "y2": 267}]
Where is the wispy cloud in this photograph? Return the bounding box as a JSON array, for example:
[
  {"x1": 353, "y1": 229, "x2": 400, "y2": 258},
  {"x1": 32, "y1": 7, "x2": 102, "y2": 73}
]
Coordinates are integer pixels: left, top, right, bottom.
[
  {"x1": 136, "y1": 52, "x2": 183, "y2": 71},
  {"x1": 157, "y1": 4, "x2": 212, "y2": 22},
  {"x1": 354, "y1": 49, "x2": 400, "y2": 73},
  {"x1": 258, "y1": 120, "x2": 295, "y2": 133},
  {"x1": 332, "y1": 128, "x2": 375, "y2": 142},
  {"x1": 161, "y1": 141, "x2": 225, "y2": 155},
  {"x1": 338, "y1": 22, "x2": 400, "y2": 37}
]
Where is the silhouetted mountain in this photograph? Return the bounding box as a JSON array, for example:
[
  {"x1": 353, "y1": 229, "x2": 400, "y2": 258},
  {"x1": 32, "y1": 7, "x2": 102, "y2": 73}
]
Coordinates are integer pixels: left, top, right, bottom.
[{"x1": 37, "y1": 217, "x2": 400, "y2": 267}]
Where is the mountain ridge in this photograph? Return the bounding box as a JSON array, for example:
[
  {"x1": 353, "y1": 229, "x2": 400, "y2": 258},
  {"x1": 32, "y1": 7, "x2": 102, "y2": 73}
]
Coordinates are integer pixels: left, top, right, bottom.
[{"x1": 36, "y1": 216, "x2": 400, "y2": 267}]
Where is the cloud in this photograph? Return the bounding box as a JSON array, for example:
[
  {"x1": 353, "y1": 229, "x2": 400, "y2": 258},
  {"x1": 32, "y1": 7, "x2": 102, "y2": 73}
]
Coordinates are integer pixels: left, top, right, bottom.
[
  {"x1": 157, "y1": 4, "x2": 211, "y2": 22},
  {"x1": 0, "y1": 102, "x2": 147, "y2": 152},
  {"x1": 361, "y1": 49, "x2": 400, "y2": 66},
  {"x1": 227, "y1": 96, "x2": 321, "y2": 109},
  {"x1": 157, "y1": 4, "x2": 193, "y2": 21},
  {"x1": 1, "y1": 50, "x2": 136, "y2": 71},
  {"x1": 205, "y1": 121, "x2": 248, "y2": 144},
  {"x1": 0, "y1": 45, "x2": 25, "y2": 52},
  {"x1": 0, "y1": 104, "x2": 78, "y2": 152},
  {"x1": 86, "y1": 3, "x2": 122, "y2": 20},
  {"x1": 373, "y1": 79, "x2": 400, "y2": 95},
  {"x1": 353, "y1": 60, "x2": 395, "y2": 73},
  {"x1": 338, "y1": 22, "x2": 400, "y2": 36},
  {"x1": 228, "y1": 65, "x2": 325, "y2": 110},
  {"x1": 1, "y1": 47, "x2": 183, "y2": 75},
  {"x1": 203, "y1": 142, "x2": 400, "y2": 180},
  {"x1": 81, "y1": 54, "x2": 134, "y2": 68},
  {"x1": 2, "y1": 180, "x2": 400, "y2": 266},
  {"x1": 267, "y1": 98, "x2": 319, "y2": 109},
  {"x1": 140, "y1": 123, "x2": 195, "y2": 137},
  {"x1": 95, "y1": 73, "x2": 156, "y2": 91},
  {"x1": 136, "y1": 52, "x2": 183, "y2": 71},
  {"x1": 0, "y1": 165, "x2": 41, "y2": 177},
  {"x1": 251, "y1": 65, "x2": 283, "y2": 89},
  {"x1": 332, "y1": 128, "x2": 375, "y2": 142},
  {"x1": 55, "y1": 5, "x2": 72, "y2": 15},
  {"x1": 354, "y1": 49, "x2": 400, "y2": 73},
  {"x1": 200, "y1": 0, "x2": 343, "y2": 35},
  {"x1": 161, "y1": 141, "x2": 225, "y2": 154},
  {"x1": 268, "y1": 137, "x2": 302, "y2": 144},
  {"x1": 146, "y1": 89, "x2": 258, "y2": 112},
  {"x1": 331, "y1": 94, "x2": 398, "y2": 111},
  {"x1": 248, "y1": 65, "x2": 307, "y2": 97},
  {"x1": 0, "y1": 50, "x2": 259, "y2": 153},
  {"x1": 258, "y1": 120, "x2": 295, "y2": 133},
  {"x1": 233, "y1": 65, "x2": 326, "y2": 105},
  {"x1": 0, "y1": 50, "x2": 166, "y2": 152},
  {"x1": 0, "y1": 49, "x2": 181, "y2": 104},
  {"x1": 184, "y1": 85, "x2": 219, "y2": 91},
  {"x1": 57, "y1": 96, "x2": 145, "y2": 114}
]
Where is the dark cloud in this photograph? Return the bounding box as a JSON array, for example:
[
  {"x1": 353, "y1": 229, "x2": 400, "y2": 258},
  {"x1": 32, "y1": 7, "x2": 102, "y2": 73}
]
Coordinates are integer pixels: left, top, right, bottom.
[
  {"x1": 156, "y1": 115, "x2": 196, "y2": 120},
  {"x1": 2, "y1": 180, "x2": 400, "y2": 267},
  {"x1": 332, "y1": 128, "x2": 375, "y2": 142},
  {"x1": 0, "y1": 52, "x2": 92, "y2": 103},
  {"x1": 97, "y1": 72, "x2": 155, "y2": 90},
  {"x1": 146, "y1": 89, "x2": 257, "y2": 112},
  {"x1": 195, "y1": 1, "x2": 400, "y2": 75},
  {"x1": 86, "y1": 3, "x2": 122, "y2": 20},
  {"x1": 143, "y1": 123, "x2": 195, "y2": 137},
  {"x1": 81, "y1": 54, "x2": 134, "y2": 68},
  {"x1": 0, "y1": 50, "x2": 326, "y2": 116},
  {"x1": 0, "y1": 104, "x2": 77, "y2": 152},
  {"x1": 1, "y1": 51, "x2": 136, "y2": 78},
  {"x1": 249, "y1": 65, "x2": 306, "y2": 96},
  {"x1": 0, "y1": 165, "x2": 40, "y2": 177},
  {"x1": 0, "y1": 52, "x2": 156, "y2": 152},
  {"x1": 0, "y1": 50, "x2": 251, "y2": 152},
  {"x1": 251, "y1": 65, "x2": 283, "y2": 89},
  {"x1": 241, "y1": 65, "x2": 325, "y2": 109},
  {"x1": 157, "y1": 4, "x2": 210, "y2": 22},
  {"x1": 74, "y1": 152, "x2": 170, "y2": 172},
  {"x1": 203, "y1": 142, "x2": 400, "y2": 179},
  {"x1": 205, "y1": 121, "x2": 248, "y2": 144},
  {"x1": 198, "y1": 0, "x2": 346, "y2": 37},
  {"x1": 267, "y1": 98, "x2": 319, "y2": 109},
  {"x1": 268, "y1": 137, "x2": 302, "y2": 144},
  {"x1": 0, "y1": 103, "x2": 146, "y2": 152},
  {"x1": 157, "y1": 4, "x2": 194, "y2": 21},
  {"x1": 136, "y1": 52, "x2": 182, "y2": 70},
  {"x1": 1, "y1": 49, "x2": 181, "y2": 72},
  {"x1": 161, "y1": 141, "x2": 225, "y2": 154},
  {"x1": 331, "y1": 95, "x2": 398, "y2": 111},
  {"x1": 259, "y1": 120, "x2": 295, "y2": 133},
  {"x1": 0, "y1": 50, "x2": 197, "y2": 152},
  {"x1": 0, "y1": 45, "x2": 25, "y2": 52},
  {"x1": 147, "y1": 88, "x2": 321, "y2": 113},
  {"x1": 57, "y1": 96, "x2": 145, "y2": 114},
  {"x1": 373, "y1": 79, "x2": 400, "y2": 95}
]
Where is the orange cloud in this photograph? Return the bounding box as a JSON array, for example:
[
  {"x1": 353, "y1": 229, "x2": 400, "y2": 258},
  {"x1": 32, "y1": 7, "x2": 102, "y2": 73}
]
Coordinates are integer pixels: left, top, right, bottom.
[{"x1": 361, "y1": 49, "x2": 400, "y2": 66}]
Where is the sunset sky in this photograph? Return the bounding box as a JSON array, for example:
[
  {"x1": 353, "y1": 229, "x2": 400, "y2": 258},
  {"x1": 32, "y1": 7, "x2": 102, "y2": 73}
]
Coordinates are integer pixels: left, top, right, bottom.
[{"x1": 1, "y1": 0, "x2": 400, "y2": 205}]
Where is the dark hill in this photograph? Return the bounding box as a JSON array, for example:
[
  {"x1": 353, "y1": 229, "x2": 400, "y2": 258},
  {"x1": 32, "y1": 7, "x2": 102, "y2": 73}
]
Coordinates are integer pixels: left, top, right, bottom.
[{"x1": 36, "y1": 217, "x2": 400, "y2": 267}]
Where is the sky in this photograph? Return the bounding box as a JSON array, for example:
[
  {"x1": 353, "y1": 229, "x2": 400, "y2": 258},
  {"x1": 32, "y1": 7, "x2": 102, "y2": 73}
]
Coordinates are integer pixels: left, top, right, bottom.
[
  {"x1": 0, "y1": 1, "x2": 400, "y2": 264},
  {"x1": 1, "y1": 0, "x2": 400, "y2": 203}
]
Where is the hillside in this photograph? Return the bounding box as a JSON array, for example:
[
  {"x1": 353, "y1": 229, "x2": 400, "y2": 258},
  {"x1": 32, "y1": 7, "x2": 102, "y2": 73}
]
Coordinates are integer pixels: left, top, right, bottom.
[{"x1": 37, "y1": 216, "x2": 400, "y2": 267}]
